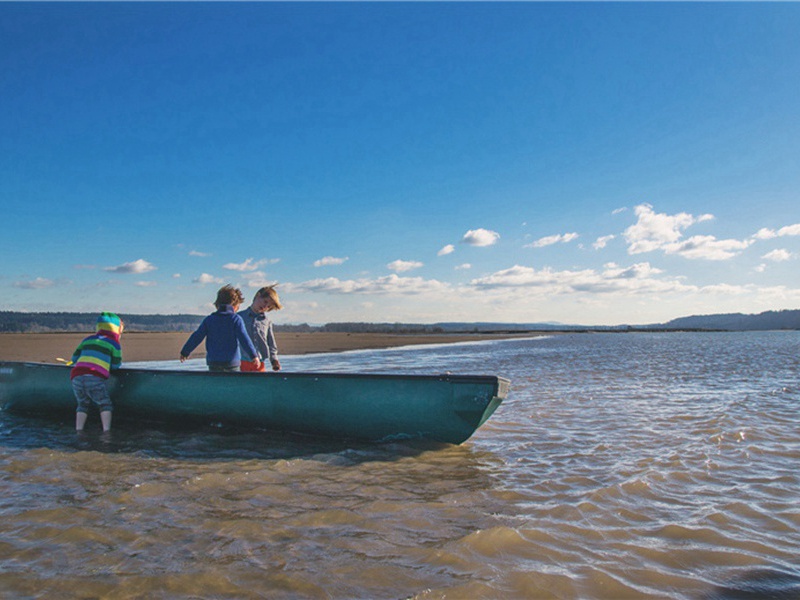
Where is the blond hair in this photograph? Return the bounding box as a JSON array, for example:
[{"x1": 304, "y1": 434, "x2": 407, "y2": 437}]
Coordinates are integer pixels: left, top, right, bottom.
[{"x1": 255, "y1": 285, "x2": 283, "y2": 310}]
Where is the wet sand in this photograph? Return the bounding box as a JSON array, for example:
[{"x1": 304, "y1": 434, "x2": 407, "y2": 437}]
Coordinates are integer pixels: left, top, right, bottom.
[{"x1": 0, "y1": 331, "x2": 540, "y2": 364}]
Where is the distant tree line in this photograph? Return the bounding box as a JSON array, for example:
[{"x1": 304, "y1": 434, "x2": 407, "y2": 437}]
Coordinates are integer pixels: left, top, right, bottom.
[
  {"x1": 0, "y1": 309, "x2": 798, "y2": 334},
  {"x1": 0, "y1": 313, "x2": 448, "y2": 334},
  {"x1": 0, "y1": 312, "x2": 205, "y2": 333}
]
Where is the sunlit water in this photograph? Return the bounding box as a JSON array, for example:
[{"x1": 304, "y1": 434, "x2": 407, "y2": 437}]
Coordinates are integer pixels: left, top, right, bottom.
[{"x1": 1, "y1": 332, "x2": 799, "y2": 599}]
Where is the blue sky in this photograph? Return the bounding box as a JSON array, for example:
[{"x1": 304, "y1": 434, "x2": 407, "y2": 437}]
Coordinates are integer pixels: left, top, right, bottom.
[{"x1": 2, "y1": 3, "x2": 799, "y2": 325}]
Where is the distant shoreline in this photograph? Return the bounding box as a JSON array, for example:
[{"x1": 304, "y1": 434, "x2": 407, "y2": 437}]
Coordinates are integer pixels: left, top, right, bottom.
[{"x1": 0, "y1": 331, "x2": 544, "y2": 364}]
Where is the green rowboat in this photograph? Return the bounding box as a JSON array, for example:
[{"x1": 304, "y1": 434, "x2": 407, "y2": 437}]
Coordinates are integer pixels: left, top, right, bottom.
[{"x1": 0, "y1": 361, "x2": 510, "y2": 444}]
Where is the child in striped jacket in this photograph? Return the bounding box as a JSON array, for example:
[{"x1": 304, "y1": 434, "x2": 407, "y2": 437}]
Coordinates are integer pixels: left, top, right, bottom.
[{"x1": 70, "y1": 312, "x2": 123, "y2": 432}]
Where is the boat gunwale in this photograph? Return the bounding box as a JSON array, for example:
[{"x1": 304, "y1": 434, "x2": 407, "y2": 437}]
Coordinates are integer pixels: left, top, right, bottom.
[{"x1": 1, "y1": 361, "x2": 510, "y2": 396}]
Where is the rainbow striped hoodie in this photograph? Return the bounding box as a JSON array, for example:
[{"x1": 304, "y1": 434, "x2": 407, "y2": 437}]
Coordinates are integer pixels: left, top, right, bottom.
[{"x1": 70, "y1": 312, "x2": 123, "y2": 380}]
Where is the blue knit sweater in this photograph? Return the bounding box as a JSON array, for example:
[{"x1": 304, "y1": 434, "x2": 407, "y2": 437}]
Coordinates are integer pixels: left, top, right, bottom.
[{"x1": 180, "y1": 305, "x2": 258, "y2": 367}]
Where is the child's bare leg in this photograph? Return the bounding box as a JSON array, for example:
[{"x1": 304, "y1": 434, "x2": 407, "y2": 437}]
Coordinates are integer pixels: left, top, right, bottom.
[
  {"x1": 100, "y1": 411, "x2": 112, "y2": 432},
  {"x1": 76, "y1": 411, "x2": 88, "y2": 431}
]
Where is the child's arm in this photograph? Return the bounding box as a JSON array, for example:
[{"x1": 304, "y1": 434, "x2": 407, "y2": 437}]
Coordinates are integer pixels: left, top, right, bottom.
[
  {"x1": 234, "y1": 317, "x2": 261, "y2": 366},
  {"x1": 267, "y1": 322, "x2": 280, "y2": 371},
  {"x1": 70, "y1": 341, "x2": 83, "y2": 365},
  {"x1": 180, "y1": 320, "x2": 207, "y2": 360},
  {"x1": 110, "y1": 344, "x2": 122, "y2": 370}
]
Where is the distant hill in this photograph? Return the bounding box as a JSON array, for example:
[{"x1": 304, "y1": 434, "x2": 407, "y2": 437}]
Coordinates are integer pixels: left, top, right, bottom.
[
  {"x1": 658, "y1": 309, "x2": 800, "y2": 331},
  {"x1": 0, "y1": 309, "x2": 798, "y2": 333}
]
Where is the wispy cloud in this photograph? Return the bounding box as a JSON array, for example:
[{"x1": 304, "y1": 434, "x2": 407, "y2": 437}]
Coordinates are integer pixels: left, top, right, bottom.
[
  {"x1": 105, "y1": 259, "x2": 157, "y2": 274},
  {"x1": 762, "y1": 249, "x2": 793, "y2": 262},
  {"x1": 593, "y1": 235, "x2": 615, "y2": 250},
  {"x1": 285, "y1": 274, "x2": 449, "y2": 295},
  {"x1": 223, "y1": 258, "x2": 279, "y2": 272},
  {"x1": 14, "y1": 277, "x2": 56, "y2": 289},
  {"x1": 313, "y1": 256, "x2": 349, "y2": 267},
  {"x1": 193, "y1": 273, "x2": 225, "y2": 285},
  {"x1": 461, "y1": 228, "x2": 500, "y2": 247},
  {"x1": 525, "y1": 232, "x2": 579, "y2": 249},
  {"x1": 455, "y1": 263, "x2": 472, "y2": 270},
  {"x1": 438, "y1": 244, "x2": 455, "y2": 256},
  {"x1": 189, "y1": 250, "x2": 211, "y2": 257},
  {"x1": 135, "y1": 281, "x2": 157, "y2": 287},
  {"x1": 753, "y1": 223, "x2": 800, "y2": 240},
  {"x1": 664, "y1": 235, "x2": 752, "y2": 260},
  {"x1": 387, "y1": 259, "x2": 424, "y2": 273},
  {"x1": 241, "y1": 271, "x2": 276, "y2": 288},
  {"x1": 471, "y1": 261, "x2": 690, "y2": 295}
]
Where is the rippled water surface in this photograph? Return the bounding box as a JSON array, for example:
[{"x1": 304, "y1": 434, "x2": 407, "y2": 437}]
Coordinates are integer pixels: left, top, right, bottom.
[{"x1": 2, "y1": 332, "x2": 799, "y2": 599}]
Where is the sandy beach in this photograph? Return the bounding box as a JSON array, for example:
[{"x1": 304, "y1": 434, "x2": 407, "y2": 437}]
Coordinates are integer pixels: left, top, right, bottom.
[{"x1": 0, "y1": 331, "x2": 540, "y2": 364}]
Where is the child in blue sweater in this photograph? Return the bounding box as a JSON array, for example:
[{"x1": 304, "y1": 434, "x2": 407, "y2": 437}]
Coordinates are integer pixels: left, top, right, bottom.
[{"x1": 180, "y1": 285, "x2": 261, "y2": 372}]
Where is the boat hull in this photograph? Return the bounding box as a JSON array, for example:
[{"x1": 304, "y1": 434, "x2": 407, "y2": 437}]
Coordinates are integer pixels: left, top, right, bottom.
[{"x1": 0, "y1": 361, "x2": 510, "y2": 444}]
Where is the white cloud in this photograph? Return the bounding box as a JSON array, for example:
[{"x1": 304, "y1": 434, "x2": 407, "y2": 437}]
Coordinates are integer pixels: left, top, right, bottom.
[
  {"x1": 593, "y1": 235, "x2": 615, "y2": 250},
  {"x1": 697, "y1": 283, "x2": 754, "y2": 296},
  {"x1": 189, "y1": 250, "x2": 210, "y2": 257},
  {"x1": 664, "y1": 235, "x2": 752, "y2": 261},
  {"x1": 387, "y1": 259, "x2": 424, "y2": 273},
  {"x1": 623, "y1": 204, "x2": 746, "y2": 260},
  {"x1": 525, "y1": 232, "x2": 579, "y2": 248},
  {"x1": 135, "y1": 281, "x2": 157, "y2": 287},
  {"x1": 438, "y1": 244, "x2": 455, "y2": 256},
  {"x1": 193, "y1": 273, "x2": 225, "y2": 285},
  {"x1": 753, "y1": 228, "x2": 777, "y2": 240},
  {"x1": 455, "y1": 263, "x2": 472, "y2": 270},
  {"x1": 471, "y1": 265, "x2": 562, "y2": 288},
  {"x1": 762, "y1": 249, "x2": 792, "y2": 262},
  {"x1": 602, "y1": 262, "x2": 663, "y2": 279},
  {"x1": 624, "y1": 204, "x2": 698, "y2": 254},
  {"x1": 753, "y1": 223, "x2": 800, "y2": 240},
  {"x1": 778, "y1": 224, "x2": 800, "y2": 236},
  {"x1": 285, "y1": 274, "x2": 449, "y2": 296},
  {"x1": 14, "y1": 277, "x2": 55, "y2": 289},
  {"x1": 471, "y1": 262, "x2": 691, "y2": 295},
  {"x1": 314, "y1": 256, "x2": 349, "y2": 267},
  {"x1": 241, "y1": 271, "x2": 275, "y2": 288},
  {"x1": 461, "y1": 228, "x2": 500, "y2": 247},
  {"x1": 105, "y1": 259, "x2": 157, "y2": 274},
  {"x1": 223, "y1": 258, "x2": 278, "y2": 272}
]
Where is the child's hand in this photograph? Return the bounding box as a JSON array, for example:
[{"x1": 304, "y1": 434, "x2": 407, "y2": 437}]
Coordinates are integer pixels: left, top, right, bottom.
[
  {"x1": 180, "y1": 355, "x2": 187, "y2": 363},
  {"x1": 271, "y1": 359, "x2": 281, "y2": 371}
]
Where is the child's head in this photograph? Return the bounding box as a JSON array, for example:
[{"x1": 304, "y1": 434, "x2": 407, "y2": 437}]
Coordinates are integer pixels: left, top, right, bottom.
[
  {"x1": 253, "y1": 285, "x2": 283, "y2": 312},
  {"x1": 96, "y1": 312, "x2": 123, "y2": 340},
  {"x1": 215, "y1": 285, "x2": 245, "y2": 309}
]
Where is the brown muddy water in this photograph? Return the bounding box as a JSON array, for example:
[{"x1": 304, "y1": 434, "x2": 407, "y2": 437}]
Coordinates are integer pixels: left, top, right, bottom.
[{"x1": 1, "y1": 332, "x2": 799, "y2": 599}]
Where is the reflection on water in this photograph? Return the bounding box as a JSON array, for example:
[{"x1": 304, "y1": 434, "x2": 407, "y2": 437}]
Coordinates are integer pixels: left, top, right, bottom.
[{"x1": 2, "y1": 333, "x2": 800, "y2": 598}]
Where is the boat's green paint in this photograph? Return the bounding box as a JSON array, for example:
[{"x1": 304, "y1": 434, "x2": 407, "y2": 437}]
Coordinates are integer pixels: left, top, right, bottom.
[{"x1": 0, "y1": 361, "x2": 510, "y2": 444}]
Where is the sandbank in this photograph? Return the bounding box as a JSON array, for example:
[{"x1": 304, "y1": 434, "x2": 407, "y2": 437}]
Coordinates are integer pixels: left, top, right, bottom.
[{"x1": 0, "y1": 331, "x2": 542, "y2": 364}]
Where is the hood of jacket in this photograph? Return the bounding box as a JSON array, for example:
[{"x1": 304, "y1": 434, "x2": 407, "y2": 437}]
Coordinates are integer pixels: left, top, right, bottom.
[{"x1": 95, "y1": 311, "x2": 122, "y2": 342}]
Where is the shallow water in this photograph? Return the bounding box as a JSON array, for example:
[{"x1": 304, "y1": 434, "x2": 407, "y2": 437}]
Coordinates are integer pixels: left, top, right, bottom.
[{"x1": 2, "y1": 332, "x2": 799, "y2": 598}]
